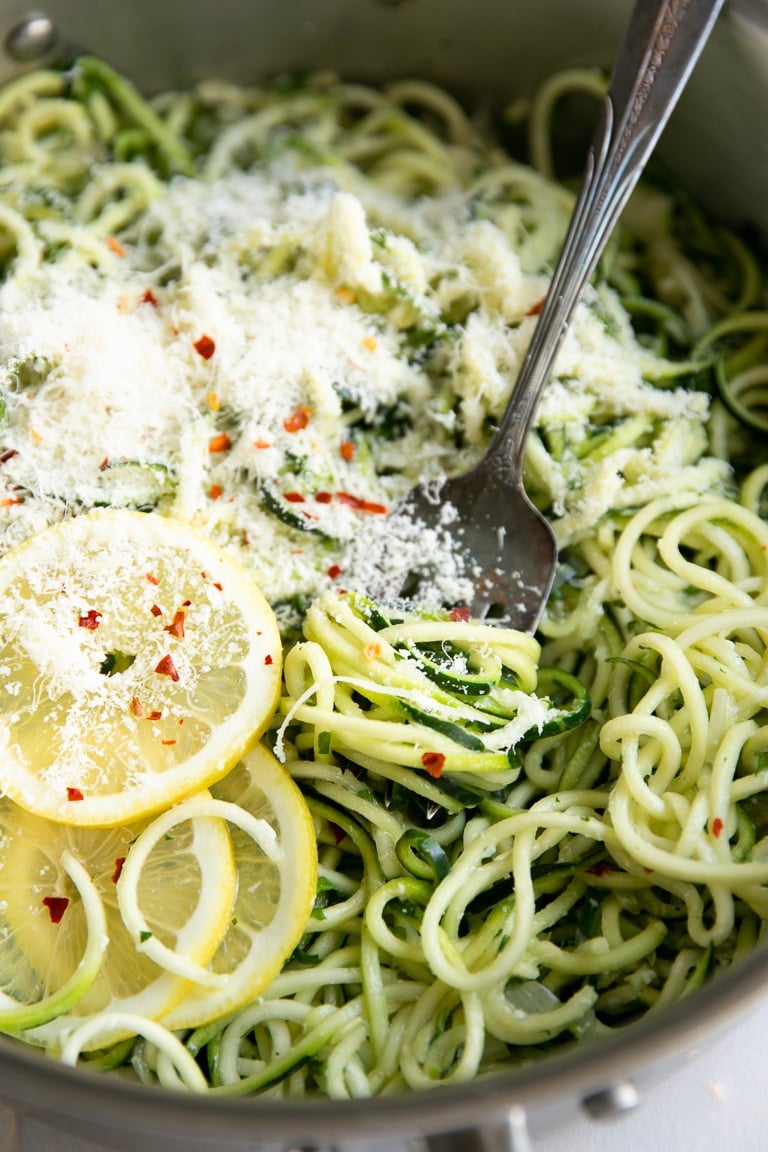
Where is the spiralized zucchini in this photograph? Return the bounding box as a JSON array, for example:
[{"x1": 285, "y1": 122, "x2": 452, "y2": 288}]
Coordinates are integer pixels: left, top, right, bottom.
[{"x1": 0, "y1": 57, "x2": 766, "y2": 1098}]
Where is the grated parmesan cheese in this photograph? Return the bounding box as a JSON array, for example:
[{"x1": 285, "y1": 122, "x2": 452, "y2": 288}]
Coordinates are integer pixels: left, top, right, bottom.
[{"x1": 0, "y1": 153, "x2": 726, "y2": 613}]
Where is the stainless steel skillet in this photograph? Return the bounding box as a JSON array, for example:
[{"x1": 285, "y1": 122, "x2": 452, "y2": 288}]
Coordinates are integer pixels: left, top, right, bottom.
[{"x1": 0, "y1": 3, "x2": 766, "y2": 1151}]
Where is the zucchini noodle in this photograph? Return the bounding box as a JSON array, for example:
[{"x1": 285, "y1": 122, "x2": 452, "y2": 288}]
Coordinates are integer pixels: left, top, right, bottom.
[
  {"x1": 0, "y1": 57, "x2": 766, "y2": 1098},
  {"x1": 0, "y1": 852, "x2": 107, "y2": 1032}
]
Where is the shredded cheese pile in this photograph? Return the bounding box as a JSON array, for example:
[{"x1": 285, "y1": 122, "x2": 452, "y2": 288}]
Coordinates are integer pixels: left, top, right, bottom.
[{"x1": 0, "y1": 146, "x2": 727, "y2": 616}]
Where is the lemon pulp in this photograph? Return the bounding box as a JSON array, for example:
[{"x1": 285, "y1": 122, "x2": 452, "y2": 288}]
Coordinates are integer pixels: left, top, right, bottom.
[
  {"x1": 162, "y1": 743, "x2": 318, "y2": 1029},
  {"x1": 0, "y1": 794, "x2": 237, "y2": 1042},
  {"x1": 0, "y1": 509, "x2": 282, "y2": 826},
  {"x1": 0, "y1": 510, "x2": 318, "y2": 1050}
]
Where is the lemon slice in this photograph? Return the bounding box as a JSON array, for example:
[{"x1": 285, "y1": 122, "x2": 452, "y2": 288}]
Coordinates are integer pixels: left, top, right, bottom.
[
  {"x1": 1, "y1": 792, "x2": 237, "y2": 1047},
  {"x1": 0, "y1": 509, "x2": 282, "y2": 826},
  {"x1": 161, "y1": 743, "x2": 318, "y2": 1029},
  {"x1": 0, "y1": 851, "x2": 107, "y2": 1032}
]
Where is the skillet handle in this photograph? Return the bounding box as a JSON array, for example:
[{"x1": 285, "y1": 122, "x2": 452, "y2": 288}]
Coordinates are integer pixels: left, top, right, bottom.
[{"x1": 423, "y1": 1107, "x2": 533, "y2": 1152}]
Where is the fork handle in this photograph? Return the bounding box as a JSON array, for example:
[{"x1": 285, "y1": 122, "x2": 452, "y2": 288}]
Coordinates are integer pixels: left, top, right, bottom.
[{"x1": 488, "y1": 0, "x2": 725, "y2": 475}]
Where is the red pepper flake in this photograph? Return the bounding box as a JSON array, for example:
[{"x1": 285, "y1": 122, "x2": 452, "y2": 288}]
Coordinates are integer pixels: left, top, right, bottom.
[
  {"x1": 253, "y1": 438, "x2": 272, "y2": 449},
  {"x1": 193, "y1": 334, "x2": 216, "y2": 360},
  {"x1": 328, "y1": 821, "x2": 345, "y2": 844},
  {"x1": 264, "y1": 654, "x2": 274, "y2": 665},
  {"x1": 421, "y1": 751, "x2": 446, "y2": 778},
  {"x1": 212, "y1": 581, "x2": 223, "y2": 591},
  {"x1": 586, "y1": 861, "x2": 612, "y2": 877},
  {"x1": 164, "y1": 609, "x2": 186, "y2": 639},
  {"x1": 148, "y1": 710, "x2": 163, "y2": 721},
  {"x1": 450, "y1": 606, "x2": 471, "y2": 623},
  {"x1": 0, "y1": 448, "x2": 18, "y2": 465},
  {"x1": 0, "y1": 496, "x2": 23, "y2": 507},
  {"x1": 42, "y1": 896, "x2": 69, "y2": 924},
  {"x1": 327, "y1": 564, "x2": 343, "y2": 579},
  {"x1": 129, "y1": 696, "x2": 144, "y2": 717},
  {"x1": 182, "y1": 599, "x2": 192, "y2": 607},
  {"x1": 161, "y1": 739, "x2": 178, "y2": 746},
  {"x1": 284, "y1": 491, "x2": 305, "y2": 503},
  {"x1": 340, "y1": 440, "x2": 355, "y2": 461},
  {"x1": 106, "y1": 235, "x2": 126, "y2": 257},
  {"x1": 78, "y1": 609, "x2": 102, "y2": 630},
  {"x1": 146, "y1": 573, "x2": 159, "y2": 586},
  {"x1": 283, "y1": 406, "x2": 311, "y2": 433},
  {"x1": 67, "y1": 787, "x2": 84, "y2": 802},
  {"x1": 364, "y1": 642, "x2": 381, "y2": 660},
  {"x1": 208, "y1": 432, "x2": 231, "y2": 454},
  {"x1": 150, "y1": 604, "x2": 163, "y2": 618},
  {"x1": 526, "y1": 297, "x2": 545, "y2": 317},
  {"x1": 112, "y1": 857, "x2": 126, "y2": 884},
  {"x1": 712, "y1": 817, "x2": 724, "y2": 838},
  {"x1": 99, "y1": 456, "x2": 110, "y2": 472},
  {"x1": 337, "y1": 491, "x2": 387, "y2": 515},
  {"x1": 315, "y1": 491, "x2": 333, "y2": 504},
  {"x1": 209, "y1": 483, "x2": 223, "y2": 500},
  {"x1": 141, "y1": 288, "x2": 158, "y2": 307},
  {"x1": 155, "y1": 654, "x2": 180, "y2": 682}
]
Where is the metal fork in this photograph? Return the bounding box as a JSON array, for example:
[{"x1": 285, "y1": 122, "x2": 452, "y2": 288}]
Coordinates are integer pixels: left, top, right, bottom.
[{"x1": 404, "y1": 0, "x2": 725, "y2": 631}]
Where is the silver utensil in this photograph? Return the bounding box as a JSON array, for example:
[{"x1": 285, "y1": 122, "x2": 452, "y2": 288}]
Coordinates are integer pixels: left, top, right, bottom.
[{"x1": 405, "y1": 0, "x2": 725, "y2": 631}]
